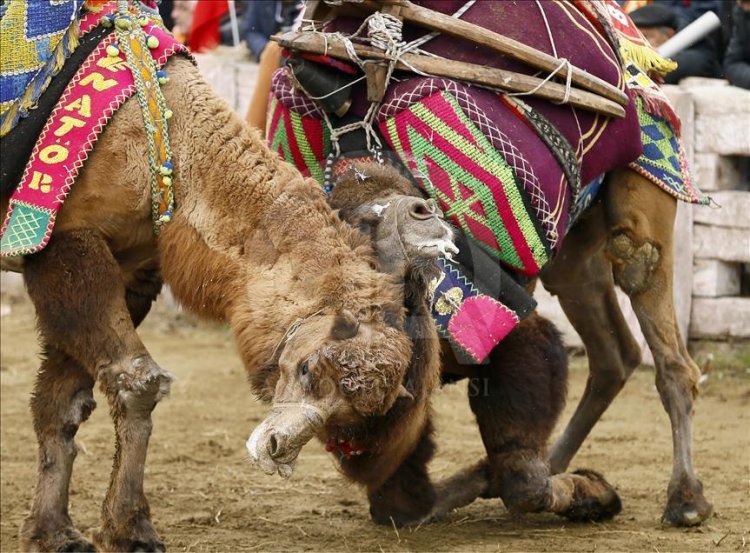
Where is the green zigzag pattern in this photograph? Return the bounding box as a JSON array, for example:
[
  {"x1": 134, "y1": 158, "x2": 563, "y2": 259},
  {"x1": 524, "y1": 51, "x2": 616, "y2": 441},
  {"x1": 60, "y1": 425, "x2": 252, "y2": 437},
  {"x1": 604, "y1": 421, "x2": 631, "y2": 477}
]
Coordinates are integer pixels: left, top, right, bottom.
[{"x1": 385, "y1": 92, "x2": 547, "y2": 272}]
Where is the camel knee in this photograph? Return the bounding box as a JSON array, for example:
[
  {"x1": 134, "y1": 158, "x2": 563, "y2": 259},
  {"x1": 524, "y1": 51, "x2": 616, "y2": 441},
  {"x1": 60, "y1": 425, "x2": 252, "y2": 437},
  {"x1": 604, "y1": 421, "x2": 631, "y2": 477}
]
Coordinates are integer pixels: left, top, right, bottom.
[
  {"x1": 607, "y1": 233, "x2": 661, "y2": 296},
  {"x1": 656, "y1": 357, "x2": 700, "y2": 403},
  {"x1": 100, "y1": 355, "x2": 173, "y2": 415}
]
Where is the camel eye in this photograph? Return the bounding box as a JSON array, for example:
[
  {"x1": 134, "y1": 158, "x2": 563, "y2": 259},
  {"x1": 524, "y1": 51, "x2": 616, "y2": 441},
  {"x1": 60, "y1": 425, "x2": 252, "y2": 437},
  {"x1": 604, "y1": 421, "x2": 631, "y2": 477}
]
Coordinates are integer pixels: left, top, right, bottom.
[{"x1": 299, "y1": 362, "x2": 309, "y2": 376}]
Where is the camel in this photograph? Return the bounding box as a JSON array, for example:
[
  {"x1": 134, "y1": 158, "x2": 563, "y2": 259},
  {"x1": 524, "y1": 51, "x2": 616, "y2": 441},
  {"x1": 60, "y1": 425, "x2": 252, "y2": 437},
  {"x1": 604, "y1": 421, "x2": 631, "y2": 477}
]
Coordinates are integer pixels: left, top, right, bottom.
[
  {"x1": 0, "y1": 57, "x2": 427, "y2": 552},
  {"x1": 314, "y1": 161, "x2": 622, "y2": 527},
  {"x1": 245, "y1": 0, "x2": 712, "y2": 526}
]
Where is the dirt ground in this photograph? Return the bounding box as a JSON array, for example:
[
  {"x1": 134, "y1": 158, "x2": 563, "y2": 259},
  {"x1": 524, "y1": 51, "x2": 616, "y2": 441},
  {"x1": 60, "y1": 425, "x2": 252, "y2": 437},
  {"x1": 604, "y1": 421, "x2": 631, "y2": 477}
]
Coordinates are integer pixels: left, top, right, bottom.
[{"x1": 1, "y1": 295, "x2": 748, "y2": 552}]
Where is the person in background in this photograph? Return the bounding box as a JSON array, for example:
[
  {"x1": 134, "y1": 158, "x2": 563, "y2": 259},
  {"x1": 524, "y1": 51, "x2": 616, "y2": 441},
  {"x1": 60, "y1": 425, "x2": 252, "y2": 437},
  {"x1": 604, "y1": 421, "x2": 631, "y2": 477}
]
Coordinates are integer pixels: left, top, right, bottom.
[
  {"x1": 170, "y1": 0, "x2": 196, "y2": 44},
  {"x1": 725, "y1": 0, "x2": 750, "y2": 88},
  {"x1": 188, "y1": 0, "x2": 228, "y2": 52},
  {"x1": 241, "y1": 0, "x2": 303, "y2": 61},
  {"x1": 629, "y1": 3, "x2": 678, "y2": 48},
  {"x1": 629, "y1": 1, "x2": 724, "y2": 83}
]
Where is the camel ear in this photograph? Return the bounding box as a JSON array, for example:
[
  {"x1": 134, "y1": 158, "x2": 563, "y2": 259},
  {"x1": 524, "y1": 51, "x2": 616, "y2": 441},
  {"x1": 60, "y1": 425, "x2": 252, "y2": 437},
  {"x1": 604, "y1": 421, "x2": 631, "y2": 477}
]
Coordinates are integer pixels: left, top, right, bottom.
[
  {"x1": 331, "y1": 310, "x2": 360, "y2": 340},
  {"x1": 397, "y1": 384, "x2": 414, "y2": 401}
]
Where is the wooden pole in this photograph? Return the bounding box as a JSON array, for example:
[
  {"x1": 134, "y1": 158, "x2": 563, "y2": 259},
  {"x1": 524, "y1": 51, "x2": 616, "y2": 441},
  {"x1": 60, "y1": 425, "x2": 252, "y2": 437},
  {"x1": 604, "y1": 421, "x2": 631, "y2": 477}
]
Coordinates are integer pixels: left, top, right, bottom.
[
  {"x1": 358, "y1": 0, "x2": 629, "y2": 108},
  {"x1": 273, "y1": 32, "x2": 626, "y2": 118}
]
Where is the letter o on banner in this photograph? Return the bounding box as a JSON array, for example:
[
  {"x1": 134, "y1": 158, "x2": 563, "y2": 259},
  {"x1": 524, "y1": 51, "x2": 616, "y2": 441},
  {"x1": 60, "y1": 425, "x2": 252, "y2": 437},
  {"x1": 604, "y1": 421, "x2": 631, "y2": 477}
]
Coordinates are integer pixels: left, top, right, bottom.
[{"x1": 40, "y1": 144, "x2": 69, "y2": 164}]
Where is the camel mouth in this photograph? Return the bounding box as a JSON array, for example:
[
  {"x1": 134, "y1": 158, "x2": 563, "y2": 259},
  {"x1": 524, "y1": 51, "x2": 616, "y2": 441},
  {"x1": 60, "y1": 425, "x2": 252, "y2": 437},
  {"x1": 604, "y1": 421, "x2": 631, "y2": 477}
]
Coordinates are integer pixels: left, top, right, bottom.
[
  {"x1": 417, "y1": 239, "x2": 459, "y2": 260},
  {"x1": 324, "y1": 435, "x2": 367, "y2": 459}
]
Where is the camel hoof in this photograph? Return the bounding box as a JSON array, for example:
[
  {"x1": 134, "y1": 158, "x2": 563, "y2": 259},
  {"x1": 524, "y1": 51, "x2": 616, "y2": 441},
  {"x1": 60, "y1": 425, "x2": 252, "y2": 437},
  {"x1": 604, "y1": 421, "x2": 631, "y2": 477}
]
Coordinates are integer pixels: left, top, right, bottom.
[
  {"x1": 20, "y1": 522, "x2": 96, "y2": 553},
  {"x1": 94, "y1": 521, "x2": 166, "y2": 552},
  {"x1": 59, "y1": 537, "x2": 97, "y2": 553},
  {"x1": 95, "y1": 536, "x2": 166, "y2": 553},
  {"x1": 131, "y1": 539, "x2": 167, "y2": 552},
  {"x1": 558, "y1": 469, "x2": 622, "y2": 522},
  {"x1": 663, "y1": 478, "x2": 712, "y2": 527}
]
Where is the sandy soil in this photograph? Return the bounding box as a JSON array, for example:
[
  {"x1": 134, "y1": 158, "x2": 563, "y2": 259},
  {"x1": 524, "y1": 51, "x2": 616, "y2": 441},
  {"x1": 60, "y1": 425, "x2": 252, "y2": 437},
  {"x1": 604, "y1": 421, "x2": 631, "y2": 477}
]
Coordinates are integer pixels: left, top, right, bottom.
[{"x1": 1, "y1": 295, "x2": 748, "y2": 552}]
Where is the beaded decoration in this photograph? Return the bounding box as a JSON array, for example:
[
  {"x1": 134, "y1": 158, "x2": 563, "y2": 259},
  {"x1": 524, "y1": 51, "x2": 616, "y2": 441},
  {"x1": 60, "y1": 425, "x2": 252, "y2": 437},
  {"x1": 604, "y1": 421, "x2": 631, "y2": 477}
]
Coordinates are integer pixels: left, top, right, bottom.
[{"x1": 105, "y1": 0, "x2": 175, "y2": 231}]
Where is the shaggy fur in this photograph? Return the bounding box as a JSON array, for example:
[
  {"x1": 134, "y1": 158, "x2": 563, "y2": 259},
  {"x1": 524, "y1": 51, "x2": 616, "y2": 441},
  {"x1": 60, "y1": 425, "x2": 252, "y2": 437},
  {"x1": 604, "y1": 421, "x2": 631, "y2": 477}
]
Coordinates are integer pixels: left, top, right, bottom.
[
  {"x1": 3, "y1": 58, "x2": 415, "y2": 551},
  {"x1": 328, "y1": 163, "x2": 620, "y2": 526},
  {"x1": 327, "y1": 164, "x2": 442, "y2": 521}
]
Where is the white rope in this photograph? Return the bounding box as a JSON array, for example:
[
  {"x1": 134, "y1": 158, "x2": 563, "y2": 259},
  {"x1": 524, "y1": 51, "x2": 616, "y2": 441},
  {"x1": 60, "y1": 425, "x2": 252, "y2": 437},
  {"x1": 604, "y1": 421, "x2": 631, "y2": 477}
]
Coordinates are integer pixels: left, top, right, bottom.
[
  {"x1": 302, "y1": 1, "x2": 477, "y2": 156},
  {"x1": 528, "y1": 0, "x2": 573, "y2": 105},
  {"x1": 505, "y1": 57, "x2": 573, "y2": 104},
  {"x1": 303, "y1": 74, "x2": 367, "y2": 100}
]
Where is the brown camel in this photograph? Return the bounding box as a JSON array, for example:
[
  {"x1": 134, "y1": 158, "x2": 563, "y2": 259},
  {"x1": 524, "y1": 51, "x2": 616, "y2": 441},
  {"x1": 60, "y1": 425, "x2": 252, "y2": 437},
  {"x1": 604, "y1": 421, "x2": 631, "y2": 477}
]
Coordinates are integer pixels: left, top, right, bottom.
[
  {"x1": 322, "y1": 162, "x2": 621, "y2": 527},
  {"x1": 246, "y1": 39, "x2": 712, "y2": 523},
  {"x1": 0, "y1": 58, "x2": 423, "y2": 552}
]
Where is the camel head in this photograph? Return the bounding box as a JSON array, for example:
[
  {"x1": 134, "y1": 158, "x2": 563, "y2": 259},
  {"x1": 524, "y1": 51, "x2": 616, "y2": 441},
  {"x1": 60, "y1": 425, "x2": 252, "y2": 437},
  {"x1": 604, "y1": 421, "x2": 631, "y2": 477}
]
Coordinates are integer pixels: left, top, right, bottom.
[
  {"x1": 329, "y1": 161, "x2": 458, "y2": 278},
  {"x1": 246, "y1": 305, "x2": 413, "y2": 478},
  {"x1": 246, "y1": 160, "x2": 453, "y2": 478}
]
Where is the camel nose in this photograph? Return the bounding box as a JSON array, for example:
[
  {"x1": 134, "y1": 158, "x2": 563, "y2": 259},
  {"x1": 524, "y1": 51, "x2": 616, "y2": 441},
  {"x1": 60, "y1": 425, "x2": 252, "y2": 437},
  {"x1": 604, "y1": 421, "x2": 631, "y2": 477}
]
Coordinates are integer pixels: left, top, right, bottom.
[
  {"x1": 267, "y1": 432, "x2": 288, "y2": 459},
  {"x1": 409, "y1": 198, "x2": 439, "y2": 220}
]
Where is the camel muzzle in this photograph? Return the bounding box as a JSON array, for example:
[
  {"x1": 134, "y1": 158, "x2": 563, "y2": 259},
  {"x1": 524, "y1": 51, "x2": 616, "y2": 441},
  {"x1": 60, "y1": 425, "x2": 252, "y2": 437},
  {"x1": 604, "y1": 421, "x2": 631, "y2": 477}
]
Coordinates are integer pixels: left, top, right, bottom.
[{"x1": 246, "y1": 403, "x2": 326, "y2": 478}]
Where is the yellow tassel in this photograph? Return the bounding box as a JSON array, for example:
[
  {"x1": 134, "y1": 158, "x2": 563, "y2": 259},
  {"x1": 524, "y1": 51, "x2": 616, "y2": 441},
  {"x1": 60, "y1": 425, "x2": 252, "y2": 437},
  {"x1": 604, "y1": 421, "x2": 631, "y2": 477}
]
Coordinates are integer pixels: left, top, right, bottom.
[{"x1": 619, "y1": 38, "x2": 677, "y2": 75}]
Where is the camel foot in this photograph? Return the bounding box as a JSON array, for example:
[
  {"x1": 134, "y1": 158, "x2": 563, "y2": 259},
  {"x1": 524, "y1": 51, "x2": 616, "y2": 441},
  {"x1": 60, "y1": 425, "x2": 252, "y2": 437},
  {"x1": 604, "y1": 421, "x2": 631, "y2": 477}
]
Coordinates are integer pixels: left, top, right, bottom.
[
  {"x1": 663, "y1": 477, "x2": 712, "y2": 527},
  {"x1": 94, "y1": 517, "x2": 165, "y2": 552},
  {"x1": 369, "y1": 488, "x2": 435, "y2": 528},
  {"x1": 556, "y1": 469, "x2": 622, "y2": 522},
  {"x1": 21, "y1": 519, "x2": 96, "y2": 553}
]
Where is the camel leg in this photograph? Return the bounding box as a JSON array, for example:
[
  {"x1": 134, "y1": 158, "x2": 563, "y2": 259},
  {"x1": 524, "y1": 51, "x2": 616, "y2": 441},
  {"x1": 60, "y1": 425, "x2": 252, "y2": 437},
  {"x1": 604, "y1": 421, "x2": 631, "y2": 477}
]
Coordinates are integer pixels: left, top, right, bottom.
[
  {"x1": 23, "y1": 230, "x2": 171, "y2": 551},
  {"x1": 541, "y1": 201, "x2": 642, "y2": 474},
  {"x1": 19, "y1": 346, "x2": 97, "y2": 552},
  {"x1": 368, "y1": 420, "x2": 437, "y2": 527},
  {"x1": 435, "y1": 315, "x2": 621, "y2": 522},
  {"x1": 604, "y1": 169, "x2": 711, "y2": 526}
]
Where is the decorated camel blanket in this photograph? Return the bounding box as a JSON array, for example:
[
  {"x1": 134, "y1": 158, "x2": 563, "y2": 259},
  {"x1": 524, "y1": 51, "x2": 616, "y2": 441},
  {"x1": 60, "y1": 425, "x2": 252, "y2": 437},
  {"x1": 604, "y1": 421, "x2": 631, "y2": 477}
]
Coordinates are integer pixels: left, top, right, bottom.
[
  {"x1": 267, "y1": 0, "x2": 708, "y2": 362},
  {"x1": 0, "y1": 0, "x2": 189, "y2": 257}
]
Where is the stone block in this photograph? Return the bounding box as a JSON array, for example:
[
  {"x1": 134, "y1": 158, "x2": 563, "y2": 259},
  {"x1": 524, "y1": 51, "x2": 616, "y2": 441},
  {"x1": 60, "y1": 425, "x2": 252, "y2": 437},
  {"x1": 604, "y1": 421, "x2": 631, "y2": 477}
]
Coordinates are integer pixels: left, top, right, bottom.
[
  {"x1": 679, "y1": 77, "x2": 729, "y2": 90},
  {"x1": 673, "y1": 201, "x2": 694, "y2": 342},
  {"x1": 693, "y1": 259, "x2": 741, "y2": 297},
  {"x1": 663, "y1": 85, "x2": 695, "y2": 161},
  {"x1": 688, "y1": 85, "x2": 750, "y2": 116},
  {"x1": 693, "y1": 225, "x2": 750, "y2": 263},
  {"x1": 690, "y1": 297, "x2": 750, "y2": 339},
  {"x1": 695, "y1": 113, "x2": 750, "y2": 156},
  {"x1": 693, "y1": 153, "x2": 743, "y2": 191},
  {"x1": 693, "y1": 191, "x2": 750, "y2": 228}
]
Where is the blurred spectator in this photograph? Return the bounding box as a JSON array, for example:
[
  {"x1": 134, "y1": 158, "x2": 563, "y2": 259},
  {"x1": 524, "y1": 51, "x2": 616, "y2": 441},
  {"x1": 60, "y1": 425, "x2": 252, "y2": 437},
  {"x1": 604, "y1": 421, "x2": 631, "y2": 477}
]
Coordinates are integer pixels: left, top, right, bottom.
[
  {"x1": 725, "y1": 0, "x2": 750, "y2": 88},
  {"x1": 241, "y1": 1, "x2": 303, "y2": 61},
  {"x1": 629, "y1": 3, "x2": 677, "y2": 47},
  {"x1": 621, "y1": 0, "x2": 652, "y2": 13},
  {"x1": 171, "y1": 0, "x2": 196, "y2": 44},
  {"x1": 630, "y1": 1, "x2": 724, "y2": 83},
  {"x1": 159, "y1": 0, "x2": 174, "y2": 31},
  {"x1": 189, "y1": 0, "x2": 228, "y2": 53}
]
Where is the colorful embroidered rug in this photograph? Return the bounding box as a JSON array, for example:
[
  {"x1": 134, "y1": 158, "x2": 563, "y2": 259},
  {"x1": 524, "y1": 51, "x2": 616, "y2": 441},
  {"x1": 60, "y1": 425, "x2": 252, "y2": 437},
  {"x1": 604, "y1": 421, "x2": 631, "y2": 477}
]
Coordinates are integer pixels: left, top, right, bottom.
[
  {"x1": 0, "y1": 0, "x2": 86, "y2": 136},
  {"x1": 630, "y1": 97, "x2": 708, "y2": 205},
  {"x1": 268, "y1": 0, "x2": 707, "y2": 362},
  {"x1": 0, "y1": 1, "x2": 189, "y2": 258}
]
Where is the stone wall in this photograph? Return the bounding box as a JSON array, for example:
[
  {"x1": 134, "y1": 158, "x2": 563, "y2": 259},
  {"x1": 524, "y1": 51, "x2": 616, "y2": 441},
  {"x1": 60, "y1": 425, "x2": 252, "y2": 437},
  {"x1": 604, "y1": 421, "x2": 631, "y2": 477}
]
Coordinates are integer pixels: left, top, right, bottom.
[{"x1": 682, "y1": 79, "x2": 750, "y2": 340}]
